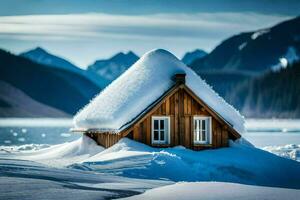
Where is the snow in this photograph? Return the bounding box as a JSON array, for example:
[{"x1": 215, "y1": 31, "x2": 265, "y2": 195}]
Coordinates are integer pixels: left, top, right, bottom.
[
  {"x1": 263, "y1": 144, "x2": 300, "y2": 162},
  {"x1": 5, "y1": 135, "x2": 300, "y2": 189},
  {"x1": 74, "y1": 49, "x2": 245, "y2": 134},
  {"x1": 271, "y1": 46, "x2": 299, "y2": 71},
  {"x1": 279, "y1": 57, "x2": 288, "y2": 68},
  {"x1": 0, "y1": 143, "x2": 50, "y2": 152},
  {"x1": 15, "y1": 135, "x2": 104, "y2": 167},
  {"x1": 2, "y1": 134, "x2": 300, "y2": 199},
  {"x1": 238, "y1": 42, "x2": 247, "y2": 50},
  {"x1": 73, "y1": 138, "x2": 300, "y2": 189},
  {"x1": 2, "y1": 118, "x2": 300, "y2": 199},
  {"x1": 283, "y1": 46, "x2": 299, "y2": 64},
  {"x1": 0, "y1": 136, "x2": 171, "y2": 200},
  {"x1": 0, "y1": 158, "x2": 169, "y2": 200},
  {"x1": 251, "y1": 29, "x2": 270, "y2": 40},
  {"x1": 121, "y1": 182, "x2": 300, "y2": 200}
]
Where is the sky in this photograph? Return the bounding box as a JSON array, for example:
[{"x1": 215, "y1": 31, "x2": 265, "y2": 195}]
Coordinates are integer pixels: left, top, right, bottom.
[{"x1": 0, "y1": 0, "x2": 299, "y2": 68}]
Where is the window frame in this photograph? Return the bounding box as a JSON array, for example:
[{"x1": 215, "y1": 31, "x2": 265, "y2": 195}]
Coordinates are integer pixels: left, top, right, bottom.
[
  {"x1": 151, "y1": 116, "x2": 170, "y2": 145},
  {"x1": 193, "y1": 116, "x2": 212, "y2": 145}
]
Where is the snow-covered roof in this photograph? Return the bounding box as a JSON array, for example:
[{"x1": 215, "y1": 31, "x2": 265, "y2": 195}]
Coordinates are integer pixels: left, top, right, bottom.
[{"x1": 74, "y1": 49, "x2": 245, "y2": 134}]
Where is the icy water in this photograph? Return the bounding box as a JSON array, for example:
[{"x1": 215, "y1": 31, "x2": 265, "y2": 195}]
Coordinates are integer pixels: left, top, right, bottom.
[
  {"x1": 244, "y1": 119, "x2": 300, "y2": 147},
  {"x1": 0, "y1": 118, "x2": 299, "y2": 147},
  {"x1": 0, "y1": 118, "x2": 79, "y2": 145}
]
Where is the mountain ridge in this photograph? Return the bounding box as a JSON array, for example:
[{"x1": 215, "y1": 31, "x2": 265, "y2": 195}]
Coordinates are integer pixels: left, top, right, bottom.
[
  {"x1": 20, "y1": 47, "x2": 80, "y2": 70},
  {"x1": 228, "y1": 61, "x2": 300, "y2": 118},
  {"x1": 20, "y1": 47, "x2": 109, "y2": 88},
  {"x1": 88, "y1": 51, "x2": 139, "y2": 82},
  {"x1": 182, "y1": 49, "x2": 207, "y2": 65},
  {"x1": 190, "y1": 16, "x2": 300, "y2": 73},
  {"x1": 0, "y1": 49, "x2": 101, "y2": 116}
]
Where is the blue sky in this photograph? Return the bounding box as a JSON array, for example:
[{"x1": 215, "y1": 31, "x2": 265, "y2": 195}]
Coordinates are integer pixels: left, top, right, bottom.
[{"x1": 0, "y1": 0, "x2": 298, "y2": 67}]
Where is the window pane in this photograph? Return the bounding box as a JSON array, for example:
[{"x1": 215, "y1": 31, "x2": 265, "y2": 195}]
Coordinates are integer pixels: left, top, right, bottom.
[
  {"x1": 195, "y1": 119, "x2": 200, "y2": 142},
  {"x1": 202, "y1": 130, "x2": 206, "y2": 141},
  {"x1": 154, "y1": 131, "x2": 159, "y2": 140},
  {"x1": 154, "y1": 120, "x2": 158, "y2": 130},
  {"x1": 160, "y1": 131, "x2": 165, "y2": 140},
  {"x1": 202, "y1": 119, "x2": 206, "y2": 131},
  {"x1": 194, "y1": 131, "x2": 198, "y2": 141},
  {"x1": 160, "y1": 119, "x2": 164, "y2": 130}
]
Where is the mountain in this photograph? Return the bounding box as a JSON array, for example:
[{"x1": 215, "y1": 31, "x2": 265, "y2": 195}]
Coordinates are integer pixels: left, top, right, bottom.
[
  {"x1": 20, "y1": 47, "x2": 79, "y2": 71},
  {"x1": 187, "y1": 16, "x2": 300, "y2": 118},
  {"x1": 228, "y1": 61, "x2": 300, "y2": 118},
  {"x1": 0, "y1": 49, "x2": 101, "y2": 117},
  {"x1": 88, "y1": 51, "x2": 139, "y2": 82},
  {"x1": 190, "y1": 16, "x2": 300, "y2": 74},
  {"x1": 198, "y1": 71, "x2": 253, "y2": 99},
  {"x1": 0, "y1": 80, "x2": 69, "y2": 117},
  {"x1": 20, "y1": 47, "x2": 108, "y2": 88},
  {"x1": 182, "y1": 49, "x2": 207, "y2": 65}
]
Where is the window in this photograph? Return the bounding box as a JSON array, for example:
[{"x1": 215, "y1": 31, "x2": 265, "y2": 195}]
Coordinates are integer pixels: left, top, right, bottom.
[
  {"x1": 193, "y1": 116, "x2": 211, "y2": 144},
  {"x1": 152, "y1": 116, "x2": 170, "y2": 144}
]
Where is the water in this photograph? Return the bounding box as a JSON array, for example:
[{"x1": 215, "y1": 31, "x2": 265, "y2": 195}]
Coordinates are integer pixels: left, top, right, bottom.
[
  {"x1": 0, "y1": 118, "x2": 299, "y2": 147},
  {"x1": 244, "y1": 119, "x2": 300, "y2": 147},
  {"x1": 0, "y1": 118, "x2": 80, "y2": 145}
]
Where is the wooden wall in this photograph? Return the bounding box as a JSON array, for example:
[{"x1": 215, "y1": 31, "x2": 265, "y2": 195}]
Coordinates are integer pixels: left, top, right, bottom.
[
  {"x1": 126, "y1": 87, "x2": 230, "y2": 150},
  {"x1": 85, "y1": 132, "x2": 121, "y2": 148},
  {"x1": 88, "y1": 87, "x2": 232, "y2": 150}
]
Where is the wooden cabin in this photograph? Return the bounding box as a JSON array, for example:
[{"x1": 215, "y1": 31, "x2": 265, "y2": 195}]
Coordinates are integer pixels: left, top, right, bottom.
[
  {"x1": 74, "y1": 74, "x2": 241, "y2": 150},
  {"x1": 72, "y1": 49, "x2": 242, "y2": 150}
]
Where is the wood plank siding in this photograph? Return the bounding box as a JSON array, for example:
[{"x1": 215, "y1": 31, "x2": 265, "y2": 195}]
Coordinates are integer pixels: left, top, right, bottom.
[
  {"x1": 86, "y1": 83, "x2": 240, "y2": 150},
  {"x1": 124, "y1": 87, "x2": 230, "y2": 150},
  {"x1": 85, "y1": 132, "x2": 122, "y2": 148}
]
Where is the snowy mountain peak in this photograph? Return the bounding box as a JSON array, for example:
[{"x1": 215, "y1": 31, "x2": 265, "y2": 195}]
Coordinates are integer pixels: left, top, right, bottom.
[
  {"x1": 30, "y1": 47, "x2": 48, "y2": 54},
  {"x1": 87, "y1": 51, "x2": 139, "y2": 82},
  {"x1": 127, "y1": 50, "x2": 137, "y2": 57},
  {"x1": 20, "y1": 47, "x2": 79, "y2": 70},
  {"x1": 110, "y1": 51, "x2": 139, "y2": 62},
  {"x1": 182, "y1": 49, "x2": 207, "y2": 65},
  {"x1": 21, "y1": 47, "x2": 51, "y2": 59}
]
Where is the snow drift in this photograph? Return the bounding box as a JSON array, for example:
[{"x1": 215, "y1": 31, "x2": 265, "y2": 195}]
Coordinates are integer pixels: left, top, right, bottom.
[
  {"x1": 74, "y1": 49, "x2": 245, "y2": 134},
  {"x1": 16, "y1": 135, "x2": 104, "y2": 167},
  {"x1": 0, "y1": 157, "x2": 169, "y2": 200},
  {"x1": 74, "y1": 138, "x2": 300, "y2": 189},
  {"x1": 263, "y1": 144, "x2": 300, "y2": 162},
  {"x1": 8, "y1": 136, "x2": 300, "y2": 189},
  {"x1": 121, "y1": 182, "x2": 300, "y2": 200}
]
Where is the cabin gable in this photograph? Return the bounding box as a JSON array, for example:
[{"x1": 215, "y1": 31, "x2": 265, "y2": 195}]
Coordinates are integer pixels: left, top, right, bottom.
[
  {"x1": 119, "y1": 84, "x2": 240, "y2": 150},
  {"x1": 83, "y1": 83, "x2": 240, "y2": 149}
]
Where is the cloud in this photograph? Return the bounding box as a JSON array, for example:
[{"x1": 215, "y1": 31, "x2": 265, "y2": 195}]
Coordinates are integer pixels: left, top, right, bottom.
[
  {"x1": 0, "y1": 12, "x2": 291, "y2": 42},
  {"x1": 0, "y1": 12, "x2": 292, "y2": 66}
]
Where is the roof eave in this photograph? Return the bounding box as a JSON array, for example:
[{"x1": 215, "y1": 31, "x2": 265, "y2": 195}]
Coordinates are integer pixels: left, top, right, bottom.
[{"x1": 70, "y1": 128, "x2": 120, "y2": 134}]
